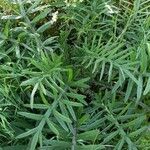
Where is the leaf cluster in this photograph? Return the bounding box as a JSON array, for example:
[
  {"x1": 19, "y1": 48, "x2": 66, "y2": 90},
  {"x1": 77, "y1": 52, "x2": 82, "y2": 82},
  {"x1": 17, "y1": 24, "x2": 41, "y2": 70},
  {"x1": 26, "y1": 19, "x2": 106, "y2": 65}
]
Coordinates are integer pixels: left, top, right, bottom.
[{"x1": 0, "y1": 0, "x2": 150, "y2": 150}]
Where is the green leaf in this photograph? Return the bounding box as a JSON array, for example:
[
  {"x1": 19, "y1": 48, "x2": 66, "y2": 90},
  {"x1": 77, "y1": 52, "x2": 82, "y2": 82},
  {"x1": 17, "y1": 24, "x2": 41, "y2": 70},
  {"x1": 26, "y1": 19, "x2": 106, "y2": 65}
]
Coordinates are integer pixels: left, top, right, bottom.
[
  {"x1": 63, "y1": 100, "x2": 83, "y2": 107},
  {"x1": 43, "y1": 140, "x2": 71, "y2": 148},
  {"x1": 15, "y1": 44, "x2": 20, "y2": 58},
  {"x1": 16, "y1": 128, "x2": 37, "y2": 139},
  {"x1": 3, "y1": 20, "x2": 10, "y2": 37},
  {"x1": 117, "y1": 114, "x2": 141, "y2": 120},
  {"x1": 125, "y1": 137, "x2": 137, "y2": 150},
  {"x1": 20, "y1": 77, "x2": 40, "y2": 86},
  {"x1": 103, "y1": 130, "x2": 119, "y2": 144},
  {"x1": 18, "y1": 112, "x2": 43, "y2": 120},
  {"x1": 136, "y1": 76, "x2": 143, "y2": 103},
  {"x1": 108, "y1": 62, "x2": 113, "y2": 82},
  {"x1": 24, "y1": 104, "x2": 49, "y2": 109},
  {"x1": 53, "y1": 110, "x2": 72, "y2": 123},
  {"x1": 45, "y1": 78, "x2": 58, "y2": 93},
  {"x1": 129, "y1": 126, "x2": 147, "y2": 138},
  {"x1": 31, "y1": 83, "x2": 39, "y2": 109},
  {"x1": 77, "y1": 130, "x2": 100, "y2": 142},
  {"x1": 147, "y1": 43, "x2": 150, "y2": 57},
  {"x1": 112, "y1": 80, "x2": 121, "y2": 93},
  {"x1": 43, "y1": 37, "x2": 57, "y2": 46},
  {"x1": 66, "y1": 93, "x2": 87, "y2": 105},
  {"x1": 66, "y1": 105, "x2": 76, "y2": 120},
  {"x1": 40, "y1": 83, "x2": 46, "y2": 95},
  {"x1": 143, "y1": 77, "x2": 150, "y2": 95},
  {"x1": 81, "y1": 117, "x2": 106, "y2": 130},
  {"x1": 123, "y1": 115, "x2": 146, "y2": 128},
  {"x1": 123, "y1": 69, "x2": 138, "y2": 84},
  {"x1": 32, "y1": 8, "x2": 51, "y2": 23},
  {"x1": 124, "y1": 80, "x2": 134, "y2": 102},
  {"x1": 70, "y1": 78, "x2": 90, "y2": 88},
  {"x1": 30, "y1": 131, "x2": 39, "y2": 150},
  {"x1": 140, "y1": 47, "x2": 148, "y2": 73},
  {"x1": 46, "y1": 119, "x2": 59, "y2": 135},
  {"x1": 133, "y1": 0, "x2": 140, "y2": 12},
  {"x1": 79, "y1": 114, "x2": 90, "y2": 125},
  {"x1": 37, "y1": 21, "x2": 52, "y2": 33},
  {"x1": 2, "y1": 145, "x2": 27, "y2": 150},
  {"x1": 1, "y1": 15, "x2": 22, "y2": 20},
  {"x1": 100, "y1": 61, "x2": 105, "y2": 81},
  {"x1": 92, "y1": 59, "x2": 101, "y2": 73},
  {"x1": 27, "y1": 0, "x2": 42, "y2": 13},
  {"x1": 76, "y1": 144, "x2": 105, "y2": 150},
  {"x1": 39, "y1": 90, "x2": 49, "y2": 105},
  {"x1": 68, "y1": 68, "x2": 73, "y2": 81},
  {"x1": 115, "y1": 138, "x2": 125, "y2": 150},
  {"x1": 55, "y1": 116, "x2": 68, "y2": 132}
]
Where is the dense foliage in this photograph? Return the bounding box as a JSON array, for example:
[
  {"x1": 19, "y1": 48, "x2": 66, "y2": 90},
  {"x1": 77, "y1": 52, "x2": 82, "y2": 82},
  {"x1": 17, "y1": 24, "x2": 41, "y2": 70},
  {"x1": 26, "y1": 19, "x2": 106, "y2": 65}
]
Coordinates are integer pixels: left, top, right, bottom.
[{"x1": 0, "y1": 0, "x2": 150, "y2": 149}]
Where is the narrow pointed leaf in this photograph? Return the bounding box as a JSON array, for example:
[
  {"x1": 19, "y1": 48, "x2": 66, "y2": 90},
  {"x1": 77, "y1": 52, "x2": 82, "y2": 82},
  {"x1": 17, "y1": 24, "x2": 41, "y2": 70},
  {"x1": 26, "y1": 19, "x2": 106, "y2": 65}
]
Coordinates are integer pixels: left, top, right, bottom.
[
  {"x1": 31, "y1": 83, "x2": 39, "y2": 109},
  {"x1": 53, "y1": 110, "x2": 72, "y2": 123},
  {"x1": 143, "y1": 77, "x2": 150, "y2": 95},
  {"x1": 46, "y1": 119, "x2": 59, "y2": 135},
  {"x1": 18, "y1": 112, "x2": 43, "y2": 120},
  {"x1": 16, "y1": 128, "x2": 37, "y2": 139}
]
